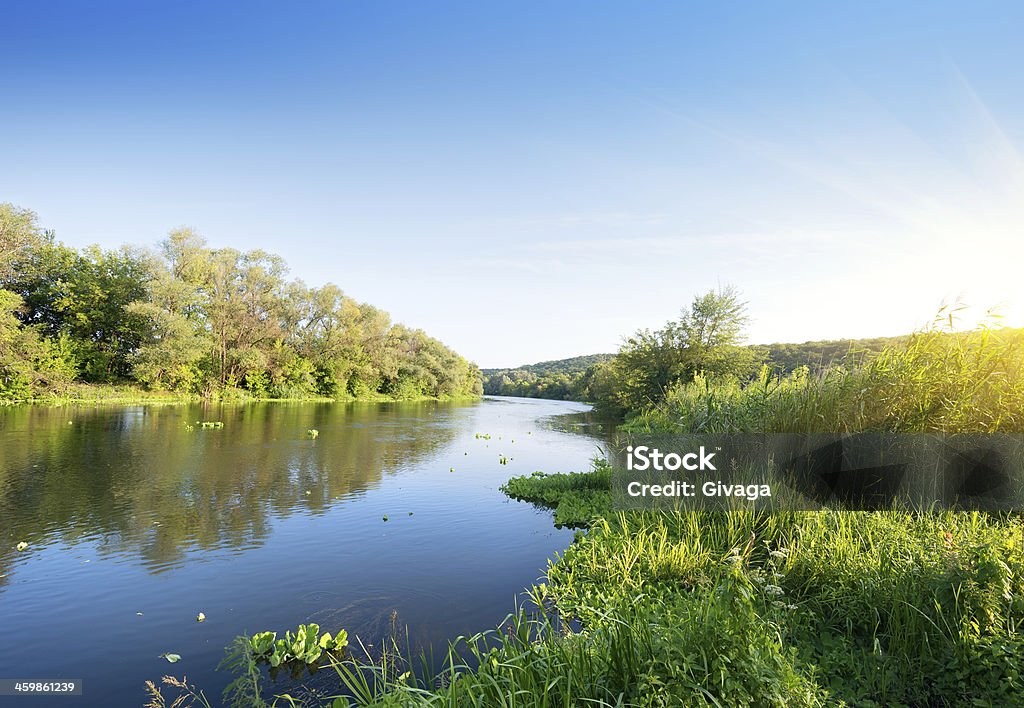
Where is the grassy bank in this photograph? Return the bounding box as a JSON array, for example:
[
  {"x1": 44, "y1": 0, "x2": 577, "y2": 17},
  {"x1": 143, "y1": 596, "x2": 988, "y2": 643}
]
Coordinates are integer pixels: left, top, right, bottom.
[
  {"x1": 495, "y1": 474, "x2": 1024, "y2": 706},
  {"x1": 244, "y1": 465, "x2": 1021, "y2": 707},
  {"x1": 0, "y1": 382, "x2": 481, "y2": 406}
]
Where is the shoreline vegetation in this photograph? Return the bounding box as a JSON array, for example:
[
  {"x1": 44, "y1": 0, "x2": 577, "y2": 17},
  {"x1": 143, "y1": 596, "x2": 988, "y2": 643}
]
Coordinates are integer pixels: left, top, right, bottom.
[
  {"x1": 1, "y1": 203, "x2": 483, "y2": 405},
  {"x1": 143, "y1": 288, "x2": 1024, "y2": 707},
  {"x1": 0, "y1": 381, "x2": 483, "y2": 407}
]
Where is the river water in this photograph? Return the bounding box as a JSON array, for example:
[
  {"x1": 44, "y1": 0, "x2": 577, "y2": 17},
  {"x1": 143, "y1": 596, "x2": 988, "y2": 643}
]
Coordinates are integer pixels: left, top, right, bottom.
[{"x1": 0, "y1": 396, "x2": 609, "y2": 706}]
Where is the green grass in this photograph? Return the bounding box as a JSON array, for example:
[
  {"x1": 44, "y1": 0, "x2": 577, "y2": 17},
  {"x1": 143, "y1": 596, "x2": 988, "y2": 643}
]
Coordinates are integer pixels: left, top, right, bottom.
[
  {"x1": 544, "y1": 507, "x2": 1024, "y2": 705},
  {"x1": 627, "y1": 325, "x2": 1024, "y2": 435},
  {"x1": 0, "y1": 381, "x2": 480, "y2": 406}
]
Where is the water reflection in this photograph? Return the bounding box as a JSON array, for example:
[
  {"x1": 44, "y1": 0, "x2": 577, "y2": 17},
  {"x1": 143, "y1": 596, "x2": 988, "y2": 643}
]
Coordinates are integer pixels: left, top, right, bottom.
[{"x1": 0, "y1": 402, "x2": 465, "y2": 578}]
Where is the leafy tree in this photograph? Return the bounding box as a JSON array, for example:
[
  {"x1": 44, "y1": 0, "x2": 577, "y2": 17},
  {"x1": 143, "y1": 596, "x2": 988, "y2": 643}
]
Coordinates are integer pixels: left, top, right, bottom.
[
  {"x1": 5, "y1": 242, "x2": 153, "y2": 381},
  {"x1": 597, "y1": 286, "x2": 762, "y2": 415},
  {"x1": 0, "y1": 203, "x2": 46, "y2": 283}
]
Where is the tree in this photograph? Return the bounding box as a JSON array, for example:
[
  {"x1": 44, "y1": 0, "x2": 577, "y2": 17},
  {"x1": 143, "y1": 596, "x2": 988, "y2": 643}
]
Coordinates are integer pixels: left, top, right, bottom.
[
  {"x1": 0, "y1": 203, "x2": 46, "y2": 284},
  {"x1": 596, "y1": 286, "x2": 762, "y2": 414},
  {"x1": 5, "y1": 241, "x2": 153, "y2": 381}
]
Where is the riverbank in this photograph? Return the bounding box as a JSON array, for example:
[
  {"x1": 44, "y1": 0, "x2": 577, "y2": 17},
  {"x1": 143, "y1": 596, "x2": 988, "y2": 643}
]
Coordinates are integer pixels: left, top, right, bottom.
[
  {"x1": 297, "y1": 463, "x2": 1022, "y2": 707},
  {"x1": 0, "y1": 382, "x2": 482, "y2": 406}
]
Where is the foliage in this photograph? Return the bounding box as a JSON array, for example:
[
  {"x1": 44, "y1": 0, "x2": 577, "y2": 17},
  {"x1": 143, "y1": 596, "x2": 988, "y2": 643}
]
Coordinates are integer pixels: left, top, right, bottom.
[
  {"x1": 481, "y1": 354, "x2": 613, "y2": 400},
  {"x1": 629, "y1": 321, "x2": 1024, "y2": 434},
  {"x1": 0, "y1": 204, "x2": 482, "y2": 402},
  {"x1": 0, "y1": 289, "x2": 77, "y2": 397},
  {"x1": 245, "y1": 624, "x2": 350, "y2": 668},
  {"x1": 482, "y1": 288, "x2": 763, "y2": 410},
  {"x1": 0, "y1": 203, "x2": 46, "y2": 282},
  {"x1": 592, "y1": 286, "x2": 763, "y2": 415},
  {"x1": 502, "y1": 460, "x2": 613, "y2": 527},
  {"x1": 762, "y1": 335, "x2": 903, "y2": 376}
]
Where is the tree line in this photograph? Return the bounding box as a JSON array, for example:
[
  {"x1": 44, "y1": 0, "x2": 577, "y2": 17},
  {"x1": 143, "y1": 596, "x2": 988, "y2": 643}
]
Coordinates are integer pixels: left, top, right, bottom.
[
  {"x1": 482, "y1": 354, "x2": 612, "y2": 400},
  {"x1": 0, "y1": 203, "x2": 482, "y2": 401}
]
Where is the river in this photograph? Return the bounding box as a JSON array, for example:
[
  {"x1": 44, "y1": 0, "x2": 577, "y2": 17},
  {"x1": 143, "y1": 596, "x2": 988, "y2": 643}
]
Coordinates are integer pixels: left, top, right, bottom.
[{"x1": 0, "y1": 396, "x2": 609, "y2": 706}]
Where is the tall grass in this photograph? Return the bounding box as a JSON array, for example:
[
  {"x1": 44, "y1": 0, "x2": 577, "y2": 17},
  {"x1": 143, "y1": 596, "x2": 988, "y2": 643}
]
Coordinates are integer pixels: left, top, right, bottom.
[
  {"x1": 328, "y1": 603, "x2": 658, "y2": 708},
  {"x1": 628, "y1": 324, "x2": 1024, "y2": 434}
]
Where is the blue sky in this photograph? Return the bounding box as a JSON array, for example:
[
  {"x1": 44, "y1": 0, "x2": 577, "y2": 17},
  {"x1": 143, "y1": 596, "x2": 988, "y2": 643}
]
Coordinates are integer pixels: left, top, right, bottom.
[{"x1": 3, "y1": 2, "x2": 1023, "y2": 367}]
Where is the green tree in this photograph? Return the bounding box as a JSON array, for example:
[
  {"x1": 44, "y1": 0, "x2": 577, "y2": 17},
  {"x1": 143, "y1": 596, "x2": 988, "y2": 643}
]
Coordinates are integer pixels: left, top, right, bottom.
[
  {"x1": 597, "y1": 285, "x2": 762, "y2": 414},
  {"x1": 0, "y1": 203, "x2": 46, "y2": 283},
  {"x1": 5, "y1": 242, "x2": 153, "y2": 381}
]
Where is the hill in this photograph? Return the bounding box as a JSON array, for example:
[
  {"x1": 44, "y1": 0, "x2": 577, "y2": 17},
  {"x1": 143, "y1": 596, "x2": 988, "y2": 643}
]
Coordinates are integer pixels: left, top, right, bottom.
[{"x1": 481, "y1": 354, "x2": 613, "y2": 400}]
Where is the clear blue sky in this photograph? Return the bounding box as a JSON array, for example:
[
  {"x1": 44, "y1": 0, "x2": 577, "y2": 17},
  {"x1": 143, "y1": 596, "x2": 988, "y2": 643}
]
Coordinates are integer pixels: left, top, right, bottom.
[{"x1": 3, "y1": 2, "x2": 1022, "y2": 367}]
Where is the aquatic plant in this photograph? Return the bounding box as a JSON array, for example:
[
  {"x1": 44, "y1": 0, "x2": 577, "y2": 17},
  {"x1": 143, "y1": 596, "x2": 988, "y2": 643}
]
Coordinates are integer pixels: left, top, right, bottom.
[
  {"x1": 306, "y1": 429, "x2": 319, "y2": 438},
  {"x1": 199, "y1": 421, "x2": 224, "y2": 429},
  {"x1": 246, "y1": 624, "x2": 349, "y2": 668},
  {"x1": 502, "y1": 460, "x2": 613, "y2": 527}
]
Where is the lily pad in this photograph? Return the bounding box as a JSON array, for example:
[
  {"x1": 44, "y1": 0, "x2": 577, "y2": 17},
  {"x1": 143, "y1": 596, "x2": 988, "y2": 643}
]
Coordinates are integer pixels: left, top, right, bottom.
[{"x1": 162, "y1": 653, "x2": 181, "y2": 663}]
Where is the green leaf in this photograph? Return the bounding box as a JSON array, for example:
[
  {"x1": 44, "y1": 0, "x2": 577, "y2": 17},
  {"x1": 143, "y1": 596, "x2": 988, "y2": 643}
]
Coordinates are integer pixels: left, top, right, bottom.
[
  {"x1": 163, "y1": 653, "x2": 181, "y2": 663},
  {"x1": 250, "y1": 631, "x2": 276, "y2": 657}
]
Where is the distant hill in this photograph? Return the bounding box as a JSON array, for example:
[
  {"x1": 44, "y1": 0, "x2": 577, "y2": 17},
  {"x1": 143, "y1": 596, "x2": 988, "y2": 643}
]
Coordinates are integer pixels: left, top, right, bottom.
[
  {"x1": 481, "y1": 354, "x2": 613, "y2": 400},
  {"x1": 482, "y1": 353, "x2": 614, "y2": 378}
]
